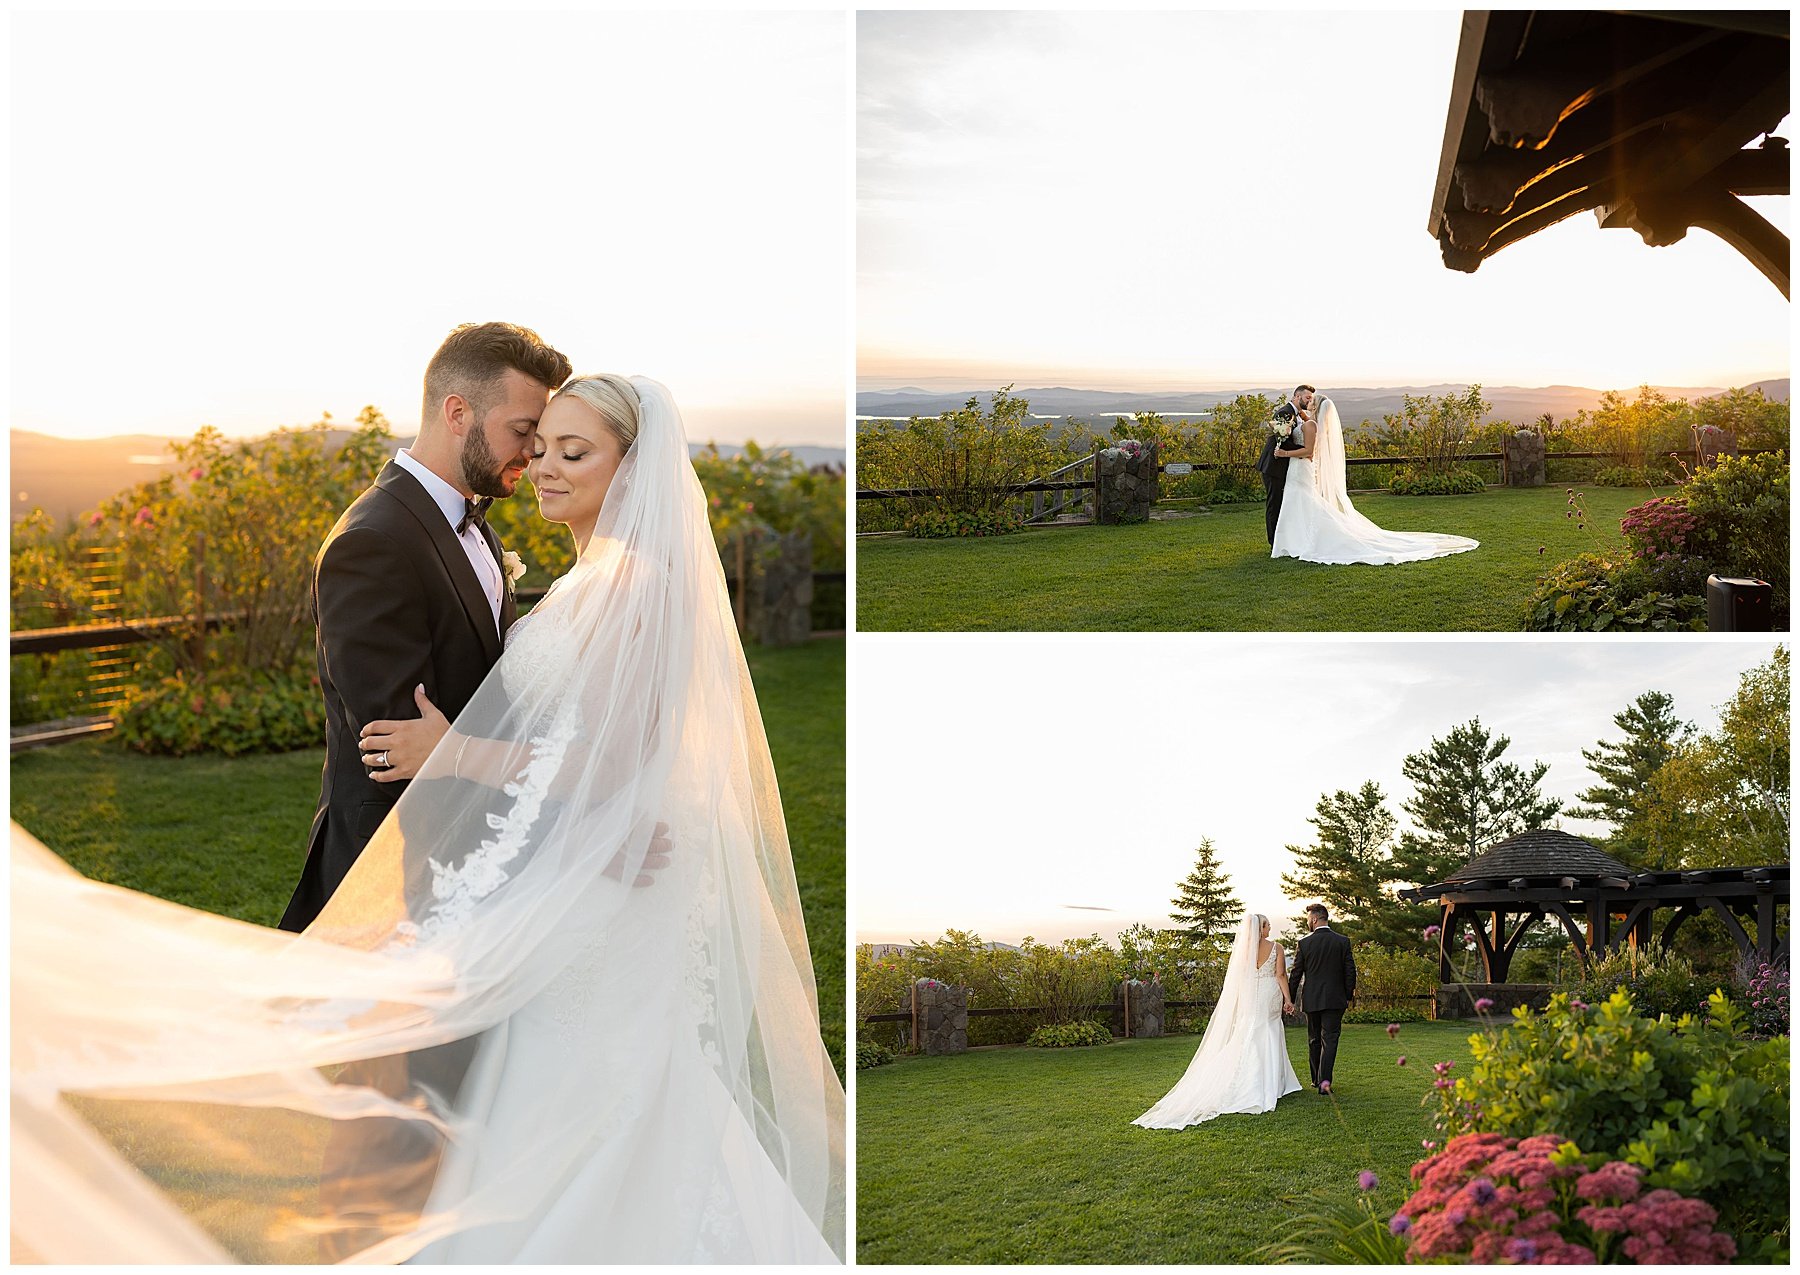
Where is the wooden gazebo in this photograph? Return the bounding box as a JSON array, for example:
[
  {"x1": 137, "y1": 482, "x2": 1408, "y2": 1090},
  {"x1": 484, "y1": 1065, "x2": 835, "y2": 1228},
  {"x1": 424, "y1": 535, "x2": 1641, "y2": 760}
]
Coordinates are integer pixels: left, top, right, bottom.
[
  {"x1": 1400, "y1": 827, "x2": 1789, "y2": 981},
  {"x1": 1429, "y1": 10, "x2": 1791, "y2": 296}
]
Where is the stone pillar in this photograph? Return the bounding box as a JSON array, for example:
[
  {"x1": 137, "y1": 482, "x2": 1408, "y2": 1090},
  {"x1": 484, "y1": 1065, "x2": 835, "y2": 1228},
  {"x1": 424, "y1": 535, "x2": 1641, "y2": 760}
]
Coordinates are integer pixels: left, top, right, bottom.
[
  {"x1": 1501, "y1": 430, "x2": 1547, "y2": 487},
  {"x1": 1095, "y1": 443, "x2": 1161, "y2": 524},
  {"x1": 1113, "y1": 978, "x2": 1166, "y2": 1038},
  {"x1": 745, "y1": 529, "x2": 813, "y2": 647},
  {"x1": 907, "y1": 979, "x2": 968, "y2": 1055},
  {"x1": 1692, "y1": 425, "x2": 1739, "y2": 467}
]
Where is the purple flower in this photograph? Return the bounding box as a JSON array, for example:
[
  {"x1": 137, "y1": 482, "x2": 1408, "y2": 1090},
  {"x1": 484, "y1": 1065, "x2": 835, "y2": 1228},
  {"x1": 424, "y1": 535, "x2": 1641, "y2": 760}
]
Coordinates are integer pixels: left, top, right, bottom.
[
  {"x1": 1386, "y1": 1023, "x2": 1401, "y2": 1039},
  {"x1": 1570, "y1": 998, "x2": 1589, "y2": 1012},
  {"x1": 1468, "y1": 1177, "x2": 1497, "y2": 1205},
  {"x1": 1389, "y1": 1214, "x2": 1411, "y2": 1236},
  {"x1": 1506, "y1": 1238, "x2": 1539, "y2": 1262},
  {"x1": 1424, "y1": 925, "x2": 1442, "y2": 940},
  {"x1": 1474, "y1": 997, "x2": 1495, "y2": 1013},
  {"x1": 1396, "y1": 1054, "x2": 1407, "y2": 1066},
  {"x1": 1358, "y1": 1170, "x2": 1379, "y2": 1191}
]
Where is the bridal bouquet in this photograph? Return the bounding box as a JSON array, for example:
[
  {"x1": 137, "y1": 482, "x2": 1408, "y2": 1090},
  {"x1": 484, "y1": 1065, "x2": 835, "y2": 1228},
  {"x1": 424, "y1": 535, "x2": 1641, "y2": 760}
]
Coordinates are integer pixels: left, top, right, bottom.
[{"x1": 1267, "y1": 417, "x2": 1295, "y2": 439}]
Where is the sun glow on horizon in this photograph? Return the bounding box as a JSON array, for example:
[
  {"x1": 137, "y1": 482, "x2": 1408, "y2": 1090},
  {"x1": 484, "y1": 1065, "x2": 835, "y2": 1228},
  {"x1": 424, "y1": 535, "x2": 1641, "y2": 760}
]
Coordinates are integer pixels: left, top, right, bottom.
[{"x1": 858, "y1": 11, "x2": 1789, "y2": 394}]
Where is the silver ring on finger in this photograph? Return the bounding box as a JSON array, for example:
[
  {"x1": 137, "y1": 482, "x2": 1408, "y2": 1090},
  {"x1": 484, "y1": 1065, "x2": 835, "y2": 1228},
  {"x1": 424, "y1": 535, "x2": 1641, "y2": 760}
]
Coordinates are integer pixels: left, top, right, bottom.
[{"x1": 376, "y1": 751, "x2": 390, "y2": 769}]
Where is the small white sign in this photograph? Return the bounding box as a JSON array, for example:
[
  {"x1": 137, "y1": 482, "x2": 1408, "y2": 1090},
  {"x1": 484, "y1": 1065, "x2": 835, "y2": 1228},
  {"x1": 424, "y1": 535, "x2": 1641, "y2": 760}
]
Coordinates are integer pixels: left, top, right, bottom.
[{"x1": 1164, "y1": 462, "x2": 1194, "y2": 476}]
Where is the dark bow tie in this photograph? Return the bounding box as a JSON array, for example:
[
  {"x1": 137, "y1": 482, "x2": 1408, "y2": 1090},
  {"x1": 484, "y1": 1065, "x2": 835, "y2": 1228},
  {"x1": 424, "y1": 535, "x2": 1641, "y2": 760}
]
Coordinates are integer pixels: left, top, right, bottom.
[{"x1": 458, "y1": 497, "x2": 493, "y2": 535}]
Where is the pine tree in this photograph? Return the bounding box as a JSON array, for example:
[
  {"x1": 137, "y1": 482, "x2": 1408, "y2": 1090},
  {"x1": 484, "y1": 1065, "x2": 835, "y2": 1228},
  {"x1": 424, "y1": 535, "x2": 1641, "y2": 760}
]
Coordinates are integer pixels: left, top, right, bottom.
[
  {"x1": 1568, "y1": 690, "x2": 1691, "y2": 868},
  {"x1": 1169, "y1": 838, "x2": 1243, "y2": 941},
  {"x1": 1392, "y1": 717, "x2": 1562, "y2": 886},
  {"x1": 1280, "y1": 782, "x2": 1422, "y2": 948}
]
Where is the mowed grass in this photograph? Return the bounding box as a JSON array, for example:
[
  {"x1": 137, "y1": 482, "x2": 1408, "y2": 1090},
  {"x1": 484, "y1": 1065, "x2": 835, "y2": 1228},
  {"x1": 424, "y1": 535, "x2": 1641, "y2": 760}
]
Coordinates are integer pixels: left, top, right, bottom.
[
  {"x1": 856, "y1": 485, "x2": 1647, "y2": 631},
  {"x1": 10, "y1": 638, "x2": 846, "y2": 1077},
  {"x1": 855, "y1": 1022, "x2": 1478, "y2": 1264}
]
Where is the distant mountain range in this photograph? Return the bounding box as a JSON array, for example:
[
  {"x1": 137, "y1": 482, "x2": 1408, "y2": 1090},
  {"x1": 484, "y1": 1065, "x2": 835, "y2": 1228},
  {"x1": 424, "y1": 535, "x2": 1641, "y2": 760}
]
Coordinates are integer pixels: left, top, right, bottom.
[
  {"x1": 10, "y1": 430, "x2": 847, "y2": 525},
  {"x1": 857, "y1": 380, "x2": 1789, "y2": 429}
]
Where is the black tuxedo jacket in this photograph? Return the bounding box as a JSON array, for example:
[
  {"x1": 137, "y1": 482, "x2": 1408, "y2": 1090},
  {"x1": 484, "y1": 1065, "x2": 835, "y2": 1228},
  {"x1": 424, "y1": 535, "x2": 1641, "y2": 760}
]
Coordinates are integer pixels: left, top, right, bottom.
[
  {"x1": 1256, "y1": 401, "x2": 1303, "y2": 477},
  {"x1": 278, "y1": 461, "x2": 517, "y2": 931},
  {"x1": 1287, "y1": 924, "x2": 1356, "y2": 1012}
]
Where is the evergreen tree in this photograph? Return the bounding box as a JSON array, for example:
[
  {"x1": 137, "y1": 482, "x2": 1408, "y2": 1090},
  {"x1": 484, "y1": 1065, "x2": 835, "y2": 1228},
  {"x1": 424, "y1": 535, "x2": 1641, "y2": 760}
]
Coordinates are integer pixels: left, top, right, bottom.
[
  {"x1": 1569, "y1": 690, "x2": 1692, "y2": 868},
  {"x1": 1280, "y1": 781, "x2": 1422, "y2": 948},
  {"x1": 1169, "y1": 838, "x2": 1243, "y2": 941},
  {"x1": 1393, "y1": 717, "x2": 1562, "y2": 886}
]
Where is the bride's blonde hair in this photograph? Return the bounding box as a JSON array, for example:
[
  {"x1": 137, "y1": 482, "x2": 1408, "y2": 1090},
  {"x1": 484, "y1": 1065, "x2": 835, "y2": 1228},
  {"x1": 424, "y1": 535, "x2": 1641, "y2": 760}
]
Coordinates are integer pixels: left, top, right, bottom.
[{"x1": 553, "y1": 373, "x2": 642, "y2": 450}]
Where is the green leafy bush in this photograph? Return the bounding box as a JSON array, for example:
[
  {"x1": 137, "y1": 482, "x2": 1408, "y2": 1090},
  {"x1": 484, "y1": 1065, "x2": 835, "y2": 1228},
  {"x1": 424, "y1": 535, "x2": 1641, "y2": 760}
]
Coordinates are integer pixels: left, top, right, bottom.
[
  {"x1": 1521, "y1": 552, "x2": 1709, "y2": 632},
  {"x1": 1569, "y1": 946, "x2": 1717, "y2": 1022},
  {"x1": 1387, "y1": 467, "x2": 1484, "y2": 496},
  {"x1": 115, "y1": 669, "x2": 325, "y2": 756},
  {"x1": 1682, "y1": 451, "x2": 1789, "y2": 625},
  {"x1": 904, "y1": 508, "x2": 1024, "y2": 539},
  {"x1": 1025, "y1": 1019, "x2": 1111, "y2": 1048},
  {"x1": 1434, "y1": 990, "x2": 1789, "y2": 1256},
  {"x1": 856, "y1": 1039, "x2": 896, "y2": 1070}
]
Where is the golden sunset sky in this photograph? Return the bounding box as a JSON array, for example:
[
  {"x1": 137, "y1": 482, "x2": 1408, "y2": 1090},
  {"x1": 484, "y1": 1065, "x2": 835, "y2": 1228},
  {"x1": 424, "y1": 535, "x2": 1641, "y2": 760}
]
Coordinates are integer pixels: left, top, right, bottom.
[
  {"x1": 13, "y1": 10, "x2": 848, "y2": 445},
  {"x1": 858, "y1": 11, "x2": 1789, "y2": 392}
]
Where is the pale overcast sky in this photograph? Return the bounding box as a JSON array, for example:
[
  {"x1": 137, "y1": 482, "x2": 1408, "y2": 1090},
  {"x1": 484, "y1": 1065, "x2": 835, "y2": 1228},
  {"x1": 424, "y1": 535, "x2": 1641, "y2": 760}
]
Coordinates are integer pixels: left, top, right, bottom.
[
  {"x1": 854, "y1": 637, "x2": 1785, "y2": 946},
  {"x1": 12, "y1": 11, "x2": 848, "y2": 445},
  {"x1": 858, "y1": 10, "x2": 1790, "y2": 390}
]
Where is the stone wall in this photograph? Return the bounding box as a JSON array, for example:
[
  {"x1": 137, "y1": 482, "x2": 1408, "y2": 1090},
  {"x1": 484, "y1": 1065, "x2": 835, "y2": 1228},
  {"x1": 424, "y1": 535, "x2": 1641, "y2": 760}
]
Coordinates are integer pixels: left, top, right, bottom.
[
  {"x1": 1502, "y1": 430, "x2": 1547, "y2": 487},
  {"x1": 1112, "y1": 979, "x2": 1166, "y2": 1038},
  {"x1": 1692, "y1": 425, "x2": 1740, "y2": 467},
  {"x1": 745, "y1": 529, "x2": 813, "y2": 647},
  {"x1": 908, "y1": 980, "x2": 968, "y2": 1055},
  {"x1": 1096, "y1": 445, "x2": 1160, "y2": 524},
  {"x1": 1435, "y1": 982, "x2": 1553, "y2": 1019}
]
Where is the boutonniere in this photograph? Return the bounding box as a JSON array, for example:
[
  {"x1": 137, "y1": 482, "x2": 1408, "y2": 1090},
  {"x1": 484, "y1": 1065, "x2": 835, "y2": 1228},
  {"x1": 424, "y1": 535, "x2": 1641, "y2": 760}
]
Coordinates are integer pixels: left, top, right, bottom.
[{"x1": 501, "y1": 549, "x2": 527, "y2": 589}]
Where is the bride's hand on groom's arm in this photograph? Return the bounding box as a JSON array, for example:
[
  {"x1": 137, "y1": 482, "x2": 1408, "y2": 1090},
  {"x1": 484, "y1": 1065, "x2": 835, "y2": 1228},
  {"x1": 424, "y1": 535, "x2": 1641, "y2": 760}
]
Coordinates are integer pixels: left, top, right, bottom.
[{"x1": 361, "y1": 685, "x2": 451, "y2": 782}]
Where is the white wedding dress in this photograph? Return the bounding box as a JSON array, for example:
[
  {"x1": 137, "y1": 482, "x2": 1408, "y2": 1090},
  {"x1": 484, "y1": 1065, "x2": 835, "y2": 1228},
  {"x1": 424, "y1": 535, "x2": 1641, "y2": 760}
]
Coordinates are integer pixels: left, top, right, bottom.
[
  {"x1": 1133, "y1": 914, "x2": 1301, "y2": 1129},
  {"x1": 11, "y1": 378, "x2": 844, "y2": 1265},
  {"x1": 1272, "y1": 395, "x2": 1479, "y2": 565}
]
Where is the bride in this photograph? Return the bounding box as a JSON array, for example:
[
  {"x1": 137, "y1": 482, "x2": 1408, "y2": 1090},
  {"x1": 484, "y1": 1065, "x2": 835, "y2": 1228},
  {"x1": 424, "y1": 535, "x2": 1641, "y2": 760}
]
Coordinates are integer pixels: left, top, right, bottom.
[
  {"x1": 12, "y1": 376, "x2": 845, "y2": 1263},
  {"x1": 1132, "y1": 913, "x2": 1302, "y2": 1129},
  {"x1": 1271, "y1": 394, "x2": 1479, "y2": 565}
]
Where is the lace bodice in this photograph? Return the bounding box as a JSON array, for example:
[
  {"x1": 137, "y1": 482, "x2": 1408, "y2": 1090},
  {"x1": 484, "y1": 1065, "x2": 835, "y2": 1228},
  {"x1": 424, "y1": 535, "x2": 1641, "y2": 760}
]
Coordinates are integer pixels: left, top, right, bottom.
[{"x1": 1256, "y1": 943, "x2": 1281, "y2": 977}]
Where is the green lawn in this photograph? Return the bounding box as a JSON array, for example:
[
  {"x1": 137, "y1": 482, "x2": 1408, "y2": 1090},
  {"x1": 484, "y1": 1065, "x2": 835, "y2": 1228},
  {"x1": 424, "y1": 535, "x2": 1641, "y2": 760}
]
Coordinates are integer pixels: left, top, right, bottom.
[
  {"x1": 856, "y1": 486, "x2": 1648, "y2": 631},
  {"x1": 10, "y1": 638, "x2": 846, "y2": 1077},
  {"x1": 855, "y1": 1022, "x2": 1478, "y2": 1264}
]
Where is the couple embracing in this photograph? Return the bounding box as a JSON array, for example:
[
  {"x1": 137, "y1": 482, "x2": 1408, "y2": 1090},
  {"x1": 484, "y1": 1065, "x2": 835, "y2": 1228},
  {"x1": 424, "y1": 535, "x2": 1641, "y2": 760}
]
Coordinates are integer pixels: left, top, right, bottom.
[
  {"x1": 1256, "y1": 383, "x2": 1479, "y2": 565},
  {"x1": 13, "y1": 323, "x2": 844, "y2": 1263},
  {"x1": 1134, "y1": 904, "x2": 1357, "y2": 1129}
]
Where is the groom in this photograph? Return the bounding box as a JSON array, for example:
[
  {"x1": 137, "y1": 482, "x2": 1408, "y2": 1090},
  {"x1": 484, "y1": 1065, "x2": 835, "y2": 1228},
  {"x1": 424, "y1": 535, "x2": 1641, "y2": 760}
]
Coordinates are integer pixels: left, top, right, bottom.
[
  {"x1": 278, "y1": 322, "x2": 573, "y2": 931},
  {"x1": 1285, "y1": 902, "x2": 1356, "y2": 1095},
  {"x1": 1256, "y1": 383, "x2": 1315, "y2": 545}
]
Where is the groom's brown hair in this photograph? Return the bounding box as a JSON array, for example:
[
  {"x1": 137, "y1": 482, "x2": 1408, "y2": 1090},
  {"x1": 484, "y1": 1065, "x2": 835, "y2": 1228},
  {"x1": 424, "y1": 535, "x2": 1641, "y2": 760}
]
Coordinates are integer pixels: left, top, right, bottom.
[
  {"x1": 423, "y1": 321, "x2": 572, "y2": 425},
  {"x1": 1307, "y1": 903, "x2": 1329, "y2": 922},
  {"x1": 1294, "y1": 383, "x2": 1316, "y2": 397}
]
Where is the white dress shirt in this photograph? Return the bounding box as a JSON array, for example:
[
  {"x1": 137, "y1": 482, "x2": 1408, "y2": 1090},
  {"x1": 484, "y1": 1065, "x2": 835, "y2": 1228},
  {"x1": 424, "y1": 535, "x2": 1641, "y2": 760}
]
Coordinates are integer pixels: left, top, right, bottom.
[{"x1": 393, "y1": 448, "x2": 503, "y2": 630}]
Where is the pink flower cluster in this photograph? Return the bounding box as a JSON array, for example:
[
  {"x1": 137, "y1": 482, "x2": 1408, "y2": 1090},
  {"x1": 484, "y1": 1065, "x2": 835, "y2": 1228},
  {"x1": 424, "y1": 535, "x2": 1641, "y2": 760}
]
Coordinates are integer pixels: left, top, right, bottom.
[{"x1": 1392, "y1": 1131, "x2": 1735, "y2": 1265}]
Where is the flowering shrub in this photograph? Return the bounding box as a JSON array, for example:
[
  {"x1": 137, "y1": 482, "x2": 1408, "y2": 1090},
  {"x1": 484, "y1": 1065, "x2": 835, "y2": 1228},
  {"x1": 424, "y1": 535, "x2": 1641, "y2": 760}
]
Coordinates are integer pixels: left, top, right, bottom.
[
  {"x1": 1429, "y1": 990, "x2": 1788, "y2": 1256},
  {"x1": 1681, "y1": 451, "x2": 1789, "y2": 626},
  {"x1": 1025, "y1": 1019, "x2": 1111, "y2": 1048},
  {"x1": 1737, "y1": 959, "x2": 1789, "y2": 1039},
  {"x1": 1396, "y1": 1131, "x2": 1737, "y2": 1263},
  {"x1": 1619, "y1": 496, "x2": 1698, "y2": 560}
]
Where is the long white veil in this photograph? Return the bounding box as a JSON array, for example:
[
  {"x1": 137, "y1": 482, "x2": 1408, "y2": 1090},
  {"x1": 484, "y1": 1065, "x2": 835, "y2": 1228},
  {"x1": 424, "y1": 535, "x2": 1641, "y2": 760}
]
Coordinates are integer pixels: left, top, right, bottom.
[
  {"x1": 1312, "y1": 396, "x2": 1352, "y2": 513},
  {"x1": 12, "y1": 376, "x2": 845, "y2": 1263},
  {"x1": 1131, "y1": 913, "x2": 1268, "y2": 1129}
]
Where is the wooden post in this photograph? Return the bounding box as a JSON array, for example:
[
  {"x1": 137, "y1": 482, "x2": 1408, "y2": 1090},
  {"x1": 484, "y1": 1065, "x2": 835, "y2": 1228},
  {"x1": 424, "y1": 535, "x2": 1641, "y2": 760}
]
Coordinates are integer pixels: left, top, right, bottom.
[{"x1": 909, "y1": 981, "x2": 920, "y2": 1055}]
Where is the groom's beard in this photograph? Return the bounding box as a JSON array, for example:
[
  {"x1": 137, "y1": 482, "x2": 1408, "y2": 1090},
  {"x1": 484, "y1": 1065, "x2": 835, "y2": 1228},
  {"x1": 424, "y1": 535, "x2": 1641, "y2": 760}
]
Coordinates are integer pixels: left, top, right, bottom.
[{"x1": 461, "y1": 426, "x2": 517, "y2": 499}]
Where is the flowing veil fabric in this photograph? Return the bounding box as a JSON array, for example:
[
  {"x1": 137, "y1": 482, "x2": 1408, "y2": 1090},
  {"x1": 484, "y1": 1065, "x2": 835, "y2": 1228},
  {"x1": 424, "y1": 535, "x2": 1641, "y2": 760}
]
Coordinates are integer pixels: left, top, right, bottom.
[
  {"x1": 1131, "y1": 913, "x2": 1300, "y2": 1129},
  {"x1": 1270, "y1": 396, "x2": 1479, "y2": 565},
  {"x1": 11, "y1": 377, "x2": 845, "y2": 1263}
]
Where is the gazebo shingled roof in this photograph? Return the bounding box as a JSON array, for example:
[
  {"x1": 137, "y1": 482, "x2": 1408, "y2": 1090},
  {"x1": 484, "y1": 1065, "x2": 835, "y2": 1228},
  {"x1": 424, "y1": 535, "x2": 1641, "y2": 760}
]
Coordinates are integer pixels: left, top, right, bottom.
[
  {"x1": 1401, "y1": 826, "x2": 1788, "y2": 983},
  {"x1": 1448, "y1": 829, "x2": 1633, "y2": 884}
]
